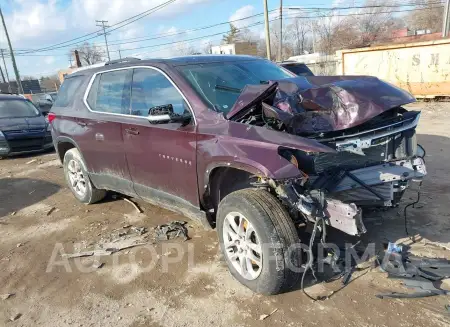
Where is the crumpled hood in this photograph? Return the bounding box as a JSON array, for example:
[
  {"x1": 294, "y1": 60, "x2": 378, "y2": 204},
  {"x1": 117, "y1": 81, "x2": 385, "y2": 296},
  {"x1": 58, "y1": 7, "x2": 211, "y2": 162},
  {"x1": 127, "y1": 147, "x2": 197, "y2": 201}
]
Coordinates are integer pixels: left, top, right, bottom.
[{"x1": 227, "y1": 76, "x2": 416, "y2": 134}]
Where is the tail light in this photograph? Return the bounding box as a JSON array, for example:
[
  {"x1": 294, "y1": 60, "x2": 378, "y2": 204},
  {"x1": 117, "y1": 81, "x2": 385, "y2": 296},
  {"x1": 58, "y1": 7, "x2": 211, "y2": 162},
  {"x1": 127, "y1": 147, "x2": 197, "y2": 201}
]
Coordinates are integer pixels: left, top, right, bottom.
[{"x1": 47, "y1": 112, "x2": 56, "y2": 123}]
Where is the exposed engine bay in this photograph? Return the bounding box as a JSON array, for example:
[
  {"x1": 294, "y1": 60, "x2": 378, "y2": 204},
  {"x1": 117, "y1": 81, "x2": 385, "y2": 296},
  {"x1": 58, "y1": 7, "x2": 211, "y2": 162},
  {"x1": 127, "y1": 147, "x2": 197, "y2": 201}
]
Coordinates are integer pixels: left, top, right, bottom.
[{"x1": 229, "y1": 76, "x2": 427, "y2": 236}]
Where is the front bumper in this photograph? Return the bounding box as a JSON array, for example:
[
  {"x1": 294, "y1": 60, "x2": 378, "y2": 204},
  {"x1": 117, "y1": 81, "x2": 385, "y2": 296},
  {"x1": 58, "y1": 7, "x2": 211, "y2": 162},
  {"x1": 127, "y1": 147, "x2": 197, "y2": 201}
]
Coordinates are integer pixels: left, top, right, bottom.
[
  {"x1": 277, "y1": 157, "x2": 427, "y2": 236},
  {"x1": 0, "y1": 131, "x2": 53, "y2": 156}
]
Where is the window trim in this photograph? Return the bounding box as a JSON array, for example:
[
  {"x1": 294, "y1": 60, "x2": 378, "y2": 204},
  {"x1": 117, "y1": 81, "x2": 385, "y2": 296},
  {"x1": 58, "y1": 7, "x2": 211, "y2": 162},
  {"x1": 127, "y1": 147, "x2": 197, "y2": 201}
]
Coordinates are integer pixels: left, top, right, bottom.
[{"x1": 83, "y1": 65, "x2": 196, "y2": 125}]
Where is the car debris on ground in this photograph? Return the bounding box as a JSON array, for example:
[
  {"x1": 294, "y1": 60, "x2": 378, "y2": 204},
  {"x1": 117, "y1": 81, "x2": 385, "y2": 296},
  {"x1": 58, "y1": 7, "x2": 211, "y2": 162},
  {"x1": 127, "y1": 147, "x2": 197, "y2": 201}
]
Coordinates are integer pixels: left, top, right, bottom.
[
  {"x1": 62, "y1": 224, "x2": 151, "y2": 259},
  {"x1": 1, "y1": 293, "x2": 14, "y2": 300},
  {"x1": 376, "y1": 243, "x2": 450, "y2": 299},
  {"x1": 9, "y1": 313, "x2": 21, "y2": 321},
  {"x1": 155, "y1": 221, "x2": 189, "y2": 241},
  {"x1": 259, "y1": 308, "x2": 278, "y2": 321}
]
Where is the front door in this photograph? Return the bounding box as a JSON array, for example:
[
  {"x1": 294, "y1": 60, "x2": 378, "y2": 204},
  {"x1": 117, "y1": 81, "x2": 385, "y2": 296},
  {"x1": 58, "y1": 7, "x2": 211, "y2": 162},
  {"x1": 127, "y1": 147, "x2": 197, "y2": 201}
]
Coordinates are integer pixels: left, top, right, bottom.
[
  {"x1": 77, "y1": 68, "x2": 135, "y2": 195},
  {"x1": 121, "y1": 67, "x2": 198, "y2": 206}
]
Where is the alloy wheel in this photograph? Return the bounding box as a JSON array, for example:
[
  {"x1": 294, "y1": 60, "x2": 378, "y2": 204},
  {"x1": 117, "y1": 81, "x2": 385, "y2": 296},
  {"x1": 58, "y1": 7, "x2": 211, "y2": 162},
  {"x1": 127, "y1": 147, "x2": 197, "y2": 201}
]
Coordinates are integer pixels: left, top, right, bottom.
[
  {"x1": 222, "y1": 211, "x2": 263, "y2": 280},
  {"x1": 67, "y1": 159, "x2": 87, "y2": 197}
]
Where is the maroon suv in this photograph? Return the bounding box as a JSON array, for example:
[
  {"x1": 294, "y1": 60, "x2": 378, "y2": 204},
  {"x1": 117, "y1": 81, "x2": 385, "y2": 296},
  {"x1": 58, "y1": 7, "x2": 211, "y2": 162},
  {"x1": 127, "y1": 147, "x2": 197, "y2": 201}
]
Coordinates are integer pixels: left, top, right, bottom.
[{"x1": 50, "y1": 55, "x2": 426, "y2": 294}]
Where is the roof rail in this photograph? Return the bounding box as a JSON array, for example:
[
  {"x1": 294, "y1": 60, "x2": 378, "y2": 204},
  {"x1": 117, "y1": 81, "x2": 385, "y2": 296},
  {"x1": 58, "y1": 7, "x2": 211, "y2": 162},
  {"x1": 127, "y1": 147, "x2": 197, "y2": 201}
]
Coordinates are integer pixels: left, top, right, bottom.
[{"x1": 105, "y1": 57, "x2": 141, "y2": 65}]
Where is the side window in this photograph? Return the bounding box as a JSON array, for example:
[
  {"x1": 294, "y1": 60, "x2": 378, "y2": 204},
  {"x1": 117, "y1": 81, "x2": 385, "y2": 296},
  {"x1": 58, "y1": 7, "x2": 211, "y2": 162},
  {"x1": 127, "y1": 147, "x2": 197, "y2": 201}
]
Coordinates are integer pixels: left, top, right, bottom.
[
  {"x1": 54, "y1": 76, "x2": 83, "y2": 107},
  {"x1": 130, "y1": 68, "x2": 188, "y2": 117},
  {"x1": 87, "y1": 69, "x2": 132, "y2": 114}
]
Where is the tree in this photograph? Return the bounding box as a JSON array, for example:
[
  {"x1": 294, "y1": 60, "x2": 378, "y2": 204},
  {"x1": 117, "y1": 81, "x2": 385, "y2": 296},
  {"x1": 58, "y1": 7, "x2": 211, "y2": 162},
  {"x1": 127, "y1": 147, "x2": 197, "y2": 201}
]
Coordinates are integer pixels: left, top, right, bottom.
[
  {"x1": 173, "y1": 41, "x2": 198, "y2": 56},
  {"x1": 71, "y1": 42, "x2": 105, "y2": 66},
  {"x1": 222, "y1": 24, "x2": 241, "y2": 44},
  {"x1": 405, "y1": 0, "x2": 443, "y2": 33},
  {"x1": 287, "y1": 17, "x2": 312, "y2": 55},
  {"x1": 39, "y1": 74, "x2": 61, "y2": 92}
]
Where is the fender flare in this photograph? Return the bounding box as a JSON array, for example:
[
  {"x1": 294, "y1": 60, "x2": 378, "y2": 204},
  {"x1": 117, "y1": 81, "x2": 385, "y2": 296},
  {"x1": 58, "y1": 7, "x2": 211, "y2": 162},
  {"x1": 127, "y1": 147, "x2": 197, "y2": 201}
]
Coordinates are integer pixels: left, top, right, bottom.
[{"x1": 55, "y1": 136, "x2": 86, "y2": 165}]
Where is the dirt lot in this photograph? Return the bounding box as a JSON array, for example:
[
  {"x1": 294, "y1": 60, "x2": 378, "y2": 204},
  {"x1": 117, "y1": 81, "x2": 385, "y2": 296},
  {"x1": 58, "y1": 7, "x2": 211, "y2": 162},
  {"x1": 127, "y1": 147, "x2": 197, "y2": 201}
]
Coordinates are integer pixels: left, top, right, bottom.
[{"x1": 1, "y1": 101, "x2": 450, "y2": 327}]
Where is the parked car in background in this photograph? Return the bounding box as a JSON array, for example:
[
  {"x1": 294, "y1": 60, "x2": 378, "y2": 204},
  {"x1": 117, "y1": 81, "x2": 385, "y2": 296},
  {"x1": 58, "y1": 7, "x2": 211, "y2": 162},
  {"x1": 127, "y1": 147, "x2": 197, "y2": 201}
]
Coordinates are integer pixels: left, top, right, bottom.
[
  {"x1": 279, "y1": 61, "x2": 314, "y2": 76},
  {"x1": 0, "y1": 94, "x2": 53, "y2": 156},
  {"x1": 50, "y1": 55, "x2": 426, "y2": 295},
  {"x1": 37, "y1": 92, "x2": 58, "y2": 115}
]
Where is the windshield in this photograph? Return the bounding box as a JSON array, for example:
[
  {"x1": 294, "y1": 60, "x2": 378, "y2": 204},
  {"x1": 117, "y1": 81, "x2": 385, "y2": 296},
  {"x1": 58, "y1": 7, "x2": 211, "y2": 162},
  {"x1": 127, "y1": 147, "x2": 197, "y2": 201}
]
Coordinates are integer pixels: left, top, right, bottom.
[
  {"x1": 178, "y1": 59, "x2": 293, "y2": 113},
  {"x1": 0, "y1": 99, "x2": 40, "y2": 118}
]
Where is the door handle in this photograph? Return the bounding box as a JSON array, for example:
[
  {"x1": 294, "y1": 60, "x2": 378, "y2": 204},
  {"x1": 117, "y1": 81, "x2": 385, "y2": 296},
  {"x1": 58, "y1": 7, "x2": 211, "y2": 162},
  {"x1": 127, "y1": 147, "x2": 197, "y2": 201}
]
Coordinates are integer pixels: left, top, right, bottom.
[
  {"x1": 125, "y1": 128, "x2": 139, "y2": 135},
  {"x1": 77, "y1": 121, "x2": 87, "y2": 127}
]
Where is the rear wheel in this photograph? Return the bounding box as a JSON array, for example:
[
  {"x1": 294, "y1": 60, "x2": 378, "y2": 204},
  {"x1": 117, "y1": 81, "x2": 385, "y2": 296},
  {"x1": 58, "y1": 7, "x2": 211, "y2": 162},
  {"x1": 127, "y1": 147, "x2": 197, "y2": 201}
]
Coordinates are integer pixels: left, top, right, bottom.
[
  {"x1": 63, "y1": 148, "x2": 106, "y2": 204},
  {"x1": 217, "y1": 188, "x2": 302, "y2": 295}
]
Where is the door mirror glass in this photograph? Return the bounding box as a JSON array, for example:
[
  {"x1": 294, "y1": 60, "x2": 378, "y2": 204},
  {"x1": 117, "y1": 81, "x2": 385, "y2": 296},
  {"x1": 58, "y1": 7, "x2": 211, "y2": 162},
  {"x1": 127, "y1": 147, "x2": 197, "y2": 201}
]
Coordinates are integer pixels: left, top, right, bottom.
[{"x1": 147, "y1": 104, "x2": 192, "y2": 125}]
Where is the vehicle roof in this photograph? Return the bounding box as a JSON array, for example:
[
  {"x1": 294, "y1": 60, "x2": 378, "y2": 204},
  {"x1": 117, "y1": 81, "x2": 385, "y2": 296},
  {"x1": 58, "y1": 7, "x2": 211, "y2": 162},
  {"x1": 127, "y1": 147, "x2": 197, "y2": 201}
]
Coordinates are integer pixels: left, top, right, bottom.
[
  {"x1": 70, "y1": 55, "x2": 266, "y2": 77},
  {"x1": 0, "y1": 94, "x2": 27, "y2": 100},
  {"x1": 279, "y1": 61, "x2": 306, "y2": 65}
]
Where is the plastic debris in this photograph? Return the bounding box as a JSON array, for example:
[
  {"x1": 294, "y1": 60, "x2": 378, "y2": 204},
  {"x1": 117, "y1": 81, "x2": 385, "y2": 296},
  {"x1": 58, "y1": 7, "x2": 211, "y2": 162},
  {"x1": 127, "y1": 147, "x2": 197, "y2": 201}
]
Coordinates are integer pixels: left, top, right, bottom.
[
  {"x1": 155, "y1": 221, "x2": 189, "y2": 241},
  {"x1": 1, "y1": 293, "x2": 14, "y2": 300},
  {"x1": 259, "y1": 308, "x2": 278, "y2": 321},
  {"x1": 10, "y1": 313, "x2": 21, "y2": 321},
  {"x1": 386, "y1": 242, "x2": 403, "y2": 254}
]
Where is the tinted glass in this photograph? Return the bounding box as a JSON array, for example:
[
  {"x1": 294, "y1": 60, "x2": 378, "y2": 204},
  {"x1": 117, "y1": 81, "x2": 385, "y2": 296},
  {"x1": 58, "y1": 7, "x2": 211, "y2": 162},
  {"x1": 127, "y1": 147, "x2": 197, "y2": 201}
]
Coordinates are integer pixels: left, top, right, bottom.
[
  {"x1": 284, "y1": 64, "x2": 314, "y2": 76},
  {"x1": 54, "y1": 76, "x2": 83, "y2": 107},
  {"x1": 178, "y1": 59, "x2": 293, "y2": 113},
  {"x1": 130, "y1": 68, "x2": 188, "y2": 117},
  {"x1": 94, "y1": 70, "x2": 132, "y2": 114},
  {"x1": 0, "y1": 99, "x2": 40, "y2": 118}
]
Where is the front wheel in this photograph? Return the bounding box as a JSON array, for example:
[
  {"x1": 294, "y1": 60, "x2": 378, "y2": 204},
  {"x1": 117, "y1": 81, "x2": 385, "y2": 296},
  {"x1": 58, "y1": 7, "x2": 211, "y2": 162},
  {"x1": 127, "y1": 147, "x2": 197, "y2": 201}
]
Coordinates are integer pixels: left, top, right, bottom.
[
  {"x1": 217, "y1": 188, "x2": 302, "y2": 295},
  {"x1": 63, "y1": 148, "x2": 106, "y2": 204}
]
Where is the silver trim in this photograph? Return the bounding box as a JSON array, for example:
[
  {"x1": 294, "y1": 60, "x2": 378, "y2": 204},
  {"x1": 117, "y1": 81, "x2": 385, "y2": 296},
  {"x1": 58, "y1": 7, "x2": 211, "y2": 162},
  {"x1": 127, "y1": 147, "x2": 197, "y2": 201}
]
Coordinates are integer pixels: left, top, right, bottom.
[
  {"x1": 335, "y1": 113, "x2": 420, "y2": 154},
  {"x1": 322, "y1": 113, "x2": 419, "y2": 142},
  {"x1": 147, "y1": 114, "x2": 171, "y2": 122},
  {"x1": 82, "y1": 65, "x2": 197, "y2": 125}
]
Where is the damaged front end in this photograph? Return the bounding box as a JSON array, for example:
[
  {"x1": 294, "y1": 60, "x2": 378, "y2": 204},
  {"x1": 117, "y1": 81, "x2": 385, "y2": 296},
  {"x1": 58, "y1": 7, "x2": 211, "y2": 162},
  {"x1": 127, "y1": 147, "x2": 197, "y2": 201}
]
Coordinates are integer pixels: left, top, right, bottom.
[{"x1": 231, "y1": 76, "x2": 427, "y2": 236}]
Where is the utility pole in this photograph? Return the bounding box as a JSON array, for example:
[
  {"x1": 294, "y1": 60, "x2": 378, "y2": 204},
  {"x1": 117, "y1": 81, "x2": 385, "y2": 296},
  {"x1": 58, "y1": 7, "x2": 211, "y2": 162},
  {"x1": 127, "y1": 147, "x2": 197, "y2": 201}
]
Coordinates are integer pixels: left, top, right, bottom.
[
  {"x1": 96, "y1": 20, "x2": 111, "y2": 61},
  {"x1": 0, "y1": 49, "x2": 11, "y2": 92},
  {"x1": 0, "y1": 60, "x2": 5, "y2": 83},
  {"x1": 444, "y1": 0, "x2": 450, "y2": 38},
  {"x1": 278, "y1": 0, "x2": 282, "y2": 61},
  {"x1": 0, "y1": 7, "x2": 23, "y2": 94},
  {"x1": 263, "y1": 0, "x2": 271, "y2": 60},
  {"x1": 118, "y1": 49, "x2": 122, "y2": 59}
]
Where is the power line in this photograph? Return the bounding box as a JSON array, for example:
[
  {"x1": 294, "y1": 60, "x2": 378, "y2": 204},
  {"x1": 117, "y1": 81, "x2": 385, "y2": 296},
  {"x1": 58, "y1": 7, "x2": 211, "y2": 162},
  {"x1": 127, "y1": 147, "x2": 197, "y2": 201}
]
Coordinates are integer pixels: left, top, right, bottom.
[
  {"x1": 7, "y1": 4, "x2": 444, "y2": 58},
  {"x1": 109, "y1": 5, "x2": 445, "y2": 54},
  {"x1": 11, "y1": 1, "x2": 441, "y2": 55},
  {"x1": 15, "y1": 0, "x2": 177, "y2": 55}
]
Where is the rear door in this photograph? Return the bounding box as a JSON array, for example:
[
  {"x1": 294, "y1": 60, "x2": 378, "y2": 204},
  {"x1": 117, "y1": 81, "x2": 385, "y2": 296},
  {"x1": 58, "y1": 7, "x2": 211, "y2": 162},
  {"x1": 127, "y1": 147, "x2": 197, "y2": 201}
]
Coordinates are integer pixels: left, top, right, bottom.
[
  {"x1": 121, "y1": 67, "x2": 198, "y2": 206},
  {"x1": 75, "y1": 69, "x2": 135, "y2": 195}
]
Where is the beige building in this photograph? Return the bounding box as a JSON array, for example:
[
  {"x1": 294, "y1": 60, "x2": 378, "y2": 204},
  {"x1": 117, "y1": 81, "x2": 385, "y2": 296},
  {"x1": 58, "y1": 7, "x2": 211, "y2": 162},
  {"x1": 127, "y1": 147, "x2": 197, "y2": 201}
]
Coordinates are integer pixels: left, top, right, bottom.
[{"x1": 211, "y1": 42, "x2": 258, "y2": 56}]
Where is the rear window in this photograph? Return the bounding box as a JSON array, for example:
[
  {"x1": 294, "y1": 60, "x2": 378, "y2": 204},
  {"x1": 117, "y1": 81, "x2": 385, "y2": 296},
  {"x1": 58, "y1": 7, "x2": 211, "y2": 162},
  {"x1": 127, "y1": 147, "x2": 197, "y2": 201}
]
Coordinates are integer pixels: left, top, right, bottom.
[
  {"x1": 54, "y1": 76, "x2": 83, "y2": 107},
  {"x1": 86, "y1": 70, "x2": 132, "y2": 114},
  {"x1": 283, "y1": 64, "x2": 314, "y2": 76}
]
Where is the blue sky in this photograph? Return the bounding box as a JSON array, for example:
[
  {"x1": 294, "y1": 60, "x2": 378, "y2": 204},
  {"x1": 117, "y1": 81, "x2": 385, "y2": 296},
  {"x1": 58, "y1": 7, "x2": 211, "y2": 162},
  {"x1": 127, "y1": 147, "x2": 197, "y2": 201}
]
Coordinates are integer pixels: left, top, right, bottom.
[{"x1": 0, "y1": 0, "x2": 344, "y2": 78}]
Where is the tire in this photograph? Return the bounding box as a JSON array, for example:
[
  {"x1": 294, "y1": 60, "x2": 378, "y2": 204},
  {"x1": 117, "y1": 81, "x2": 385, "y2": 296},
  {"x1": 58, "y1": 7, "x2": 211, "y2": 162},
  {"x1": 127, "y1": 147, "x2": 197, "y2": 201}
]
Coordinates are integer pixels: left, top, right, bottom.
[
  {"x1": 217, "y1": 188, "x2": 301, "y2": 295},
  {"x1": 63, "y1": 148, "x2": 106, "y2": 204}
]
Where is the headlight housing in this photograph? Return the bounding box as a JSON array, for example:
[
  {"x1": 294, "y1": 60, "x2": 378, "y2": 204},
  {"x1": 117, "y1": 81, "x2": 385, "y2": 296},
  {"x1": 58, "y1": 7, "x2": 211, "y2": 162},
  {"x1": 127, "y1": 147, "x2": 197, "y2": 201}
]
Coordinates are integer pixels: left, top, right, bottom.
[{"x1": 0, "y1": 131, "x2": 5, "y2": 139}]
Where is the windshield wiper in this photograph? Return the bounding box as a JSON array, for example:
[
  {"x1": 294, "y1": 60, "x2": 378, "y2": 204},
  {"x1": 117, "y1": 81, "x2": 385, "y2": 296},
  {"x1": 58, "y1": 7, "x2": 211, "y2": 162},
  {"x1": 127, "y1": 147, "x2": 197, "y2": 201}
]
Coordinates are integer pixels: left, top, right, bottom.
[{"x1": 214, "y1": 84, "x2": 242, "y2": 93}]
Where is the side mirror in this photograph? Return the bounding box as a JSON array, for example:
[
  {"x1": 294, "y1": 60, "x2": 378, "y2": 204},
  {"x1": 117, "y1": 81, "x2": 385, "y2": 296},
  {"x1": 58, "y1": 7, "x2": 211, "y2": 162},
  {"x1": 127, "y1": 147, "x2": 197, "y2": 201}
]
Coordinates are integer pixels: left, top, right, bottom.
[{"x1": 147, "y1": 104, "x2": 192, "y2": 126}]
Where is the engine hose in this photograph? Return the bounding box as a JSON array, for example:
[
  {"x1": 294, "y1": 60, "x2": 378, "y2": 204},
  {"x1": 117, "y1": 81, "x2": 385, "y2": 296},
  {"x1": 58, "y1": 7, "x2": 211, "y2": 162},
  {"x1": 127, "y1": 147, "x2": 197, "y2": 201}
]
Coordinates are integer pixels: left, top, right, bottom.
[
  {"x1": 404, "y1": 181, "x2": 422, "y2": 241},
  {"x1": 301, "y1": 217, "x2": 324, "y2": 301}
]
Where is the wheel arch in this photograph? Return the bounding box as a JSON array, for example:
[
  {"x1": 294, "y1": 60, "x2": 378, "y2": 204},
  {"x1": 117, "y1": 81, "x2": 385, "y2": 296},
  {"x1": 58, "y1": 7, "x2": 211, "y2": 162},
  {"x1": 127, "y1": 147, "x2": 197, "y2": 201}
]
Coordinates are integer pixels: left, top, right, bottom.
[
  {"x1": 55, "y1": 136, "x2": 84, "y2": 164},
  {"x1": 202, "y1": 162, "x2": 265, "y2": 215}
]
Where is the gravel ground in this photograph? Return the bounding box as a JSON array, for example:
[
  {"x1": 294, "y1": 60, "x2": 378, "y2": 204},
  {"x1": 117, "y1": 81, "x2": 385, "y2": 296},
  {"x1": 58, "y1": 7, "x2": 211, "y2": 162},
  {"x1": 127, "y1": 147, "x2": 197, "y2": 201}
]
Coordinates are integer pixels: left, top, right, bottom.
[{"x1": 0, "y1": 101, "x2": 449, "y2": 327}]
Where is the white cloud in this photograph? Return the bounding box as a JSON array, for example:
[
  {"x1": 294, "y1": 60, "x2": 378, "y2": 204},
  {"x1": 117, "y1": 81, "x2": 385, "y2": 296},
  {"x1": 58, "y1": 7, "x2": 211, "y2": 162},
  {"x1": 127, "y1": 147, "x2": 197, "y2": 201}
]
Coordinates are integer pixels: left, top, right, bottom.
[
  {"x1": 1, "y1": 0, "x2": 214, "y2": 76},
  {"x1": 229, "y1": 5, "x2": 255, "y2": 28}
]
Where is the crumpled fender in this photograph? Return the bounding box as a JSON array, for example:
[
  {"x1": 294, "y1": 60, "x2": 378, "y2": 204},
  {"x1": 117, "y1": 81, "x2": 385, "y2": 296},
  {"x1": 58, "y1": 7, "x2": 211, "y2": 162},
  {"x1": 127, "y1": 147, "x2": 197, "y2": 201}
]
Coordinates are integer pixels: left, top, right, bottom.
[{"x1": 196, "y1": 117, "x2": 336, "y2": 197}]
